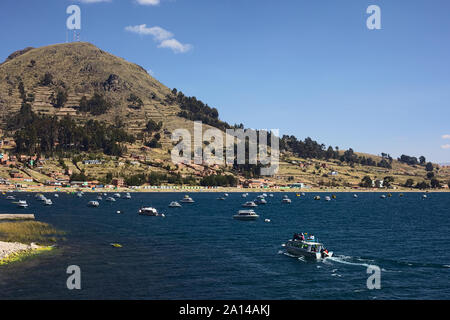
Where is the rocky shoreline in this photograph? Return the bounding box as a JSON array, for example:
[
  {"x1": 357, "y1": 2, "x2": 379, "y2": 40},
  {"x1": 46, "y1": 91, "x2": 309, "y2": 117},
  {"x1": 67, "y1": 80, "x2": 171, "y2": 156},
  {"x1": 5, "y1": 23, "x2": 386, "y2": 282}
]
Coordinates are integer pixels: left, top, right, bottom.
[{"x1": 0, "y1": 241, "x2": 40, "y2": 261}]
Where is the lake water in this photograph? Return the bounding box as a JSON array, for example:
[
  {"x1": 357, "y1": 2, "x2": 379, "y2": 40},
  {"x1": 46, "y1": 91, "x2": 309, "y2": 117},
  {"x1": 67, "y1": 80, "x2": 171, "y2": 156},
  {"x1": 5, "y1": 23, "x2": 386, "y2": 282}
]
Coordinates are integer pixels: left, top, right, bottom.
[{"x1": 0, "y1": 192, "x2": 449, "y2": 300}]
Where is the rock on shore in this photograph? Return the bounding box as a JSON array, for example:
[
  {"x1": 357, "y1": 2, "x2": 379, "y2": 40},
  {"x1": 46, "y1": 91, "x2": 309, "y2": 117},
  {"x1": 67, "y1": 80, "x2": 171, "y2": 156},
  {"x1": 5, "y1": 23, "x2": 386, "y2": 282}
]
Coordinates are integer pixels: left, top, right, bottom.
[{"x1": 0, "y1": 241, "x2": 40, "y2": 260}]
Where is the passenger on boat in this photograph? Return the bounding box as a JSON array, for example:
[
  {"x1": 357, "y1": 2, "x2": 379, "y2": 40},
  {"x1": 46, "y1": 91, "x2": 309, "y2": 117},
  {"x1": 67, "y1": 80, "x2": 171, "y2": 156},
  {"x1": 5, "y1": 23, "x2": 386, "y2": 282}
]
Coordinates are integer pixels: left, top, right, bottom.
[
  {"x1": 301, "y1": 233, "x2": 305, "y2": 241},
  {"x1": 293, "y1": 233, "x2": 301, "y2": 241}
]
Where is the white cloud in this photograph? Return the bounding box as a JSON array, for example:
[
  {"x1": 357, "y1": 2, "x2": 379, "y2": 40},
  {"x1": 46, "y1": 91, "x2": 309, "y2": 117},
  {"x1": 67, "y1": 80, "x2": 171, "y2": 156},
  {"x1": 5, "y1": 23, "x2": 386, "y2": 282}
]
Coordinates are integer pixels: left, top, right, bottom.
[
  {"x1": 74, "y1": 0, "x2": 111, "y2": 3},
  {"x1": 158, "y1": 39, "x2": 192, "y2": 53},
  {"x1": 125, "y1": 25, "x2": 173, "y2": 41},
  {"x1": 441, "y1": 144, "x2": 450, "y2": 149},
  {"x1": 136, "y1": 0, "x2": 160, "y2": 5},
  {"x1": 125, "y1": 24, "x2": 192, "y2": 53},
  {"x1": 442, "y1": 134, "x2": 450, "y2": 139}
]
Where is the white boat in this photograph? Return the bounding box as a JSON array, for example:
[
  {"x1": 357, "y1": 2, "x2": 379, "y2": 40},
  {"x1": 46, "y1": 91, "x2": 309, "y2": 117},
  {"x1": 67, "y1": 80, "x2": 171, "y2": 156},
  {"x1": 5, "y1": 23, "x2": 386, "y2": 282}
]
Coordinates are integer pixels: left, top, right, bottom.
[
  {"x1": 180, "y1": 195, "x2": 194, "y2": 203},
  {"x1": 6, "y1": 195, "x2": 15, "y2": 200},
  {"x1": 255, "y1": 197, "x2": 267, "y2": 205},
  {"x1": 88, "y1": 201, "x2": 100, "y2": 207},
  {"x1": 242, "y1": 193, "x2": 248, "y2": 198},
  {"x1": 124, "y1": 193, "x2": 131, "y2": 199},
  {"x1": 114, "y1": 193, "x2": 121, "y2": 198},
  {"x1": 168, "y1": 201, "x2": 182, "y2": 208},
  {"x1": 54, "y1": 194, "x2": 59, "y2": 198},
  {"x1": 324, "y1": 196, "x2": 331, "y2": 201},
  {"x1": 242, "y1": 201, "x2": 257, "y2": 208},
  {"x1": 97, "y1": 196, "x2": 103, "y2": 200},
  {"x1": 285, "y1": 235, "x2": 333, "y2": 260},
  {"x1": 380, "y1": 194, "x2": 386, "y2": 199},
  {"x1": 269, "y1": 194, "x2": 274, "y2": 197},
  {"x1": 16, "y1": 200, "x2": 28, "y2": 208},
  {"x1": 138, "y1": 207, "x2": 161, "y2": 216},
  {"x1": 76, "y1": 192, "x2": 83, "y2": 198},
  {"x1": 224, "y1": 193, "x2": 229, "y2": 197},
  {"x1": 217, "y1": 197, "x2": 226, "y2": 200},
  {"x1": 353, "y1": 194, "x2": 358, "y2": 198},
  {"x1": 262, "y1": 193, "x2": 267, "y2": 197},
  {"x1": 282, "y1": 195, "x2": 291, "y2": 203},
  {"x1": 44, "y1": 198, "x2": 53, "y2": 206},
  {"x1": 233, "y1": 209, "x2": 259, "y2": 220},
  {"x1": 35, "y1": 194, "x2": 46, "y2": 201},
  {"x1": 106, "y1": 197, "x2": 116, "y2": 202},
  {"x1": 422, "y1": 194, "x2": 427, "y2": 199}
]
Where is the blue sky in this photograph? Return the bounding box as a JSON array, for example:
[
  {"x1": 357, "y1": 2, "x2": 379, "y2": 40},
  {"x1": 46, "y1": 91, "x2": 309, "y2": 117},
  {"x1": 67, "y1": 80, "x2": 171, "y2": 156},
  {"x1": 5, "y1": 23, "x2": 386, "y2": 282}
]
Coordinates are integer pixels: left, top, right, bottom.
[{"x1": 1, "y1": 0, "x2": 450, "y2": 163}]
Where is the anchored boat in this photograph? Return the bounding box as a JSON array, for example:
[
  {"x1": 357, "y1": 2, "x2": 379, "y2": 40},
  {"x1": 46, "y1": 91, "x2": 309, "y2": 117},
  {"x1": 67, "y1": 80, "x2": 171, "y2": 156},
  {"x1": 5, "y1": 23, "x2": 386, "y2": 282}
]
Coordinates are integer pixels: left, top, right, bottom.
[
  {"x1": 138, "y1": 207, "x2": 162, "y2": 216},
  {"x1": 233, "y1": 209, "x2": 259, "y2": 221}
]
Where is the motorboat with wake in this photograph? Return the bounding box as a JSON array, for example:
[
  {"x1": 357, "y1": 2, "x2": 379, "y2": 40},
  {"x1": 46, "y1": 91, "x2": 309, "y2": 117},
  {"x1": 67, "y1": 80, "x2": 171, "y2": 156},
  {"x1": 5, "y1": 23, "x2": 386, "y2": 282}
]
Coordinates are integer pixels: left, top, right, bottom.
[
  {"x1": 16, "y1": 200, "x2": 28, "y2": 208},
  {"x1": 233, "y1": 209, "x2": 259, "y2": 221},
  {"x1": 282, "y1": 195, "x2": 291, "y2": 203},
  {"x1": 285, "y1": 233, "x2": 333, "y2": 260}
]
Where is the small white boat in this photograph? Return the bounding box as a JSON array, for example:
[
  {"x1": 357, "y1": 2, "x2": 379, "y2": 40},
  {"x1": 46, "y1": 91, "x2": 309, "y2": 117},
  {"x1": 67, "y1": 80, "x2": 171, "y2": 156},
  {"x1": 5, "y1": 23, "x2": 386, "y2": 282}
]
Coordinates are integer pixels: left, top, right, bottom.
[
  {"x1": 282, "y1": 195, "x2": 291, "y2": 203},
  {"x1": 422, "y1": 194, "x2": 427, "y2": 199},
  {"x1": 106, "y1": 197, "x2": 116, "y2": 202},
  {"x1": 380, "y1": 194, "x2": 386, "y2": 199},
  {"x1": 44, "y1": 198, "x2": 53, "y2": 206},
  {"x1": 217, "y1": 197, "x2": 226, "y2": 200},
  {"x1": 269, "y1": 194, "x2": 274, "y2": 197},
  {"x1": 16, "y1": 200, "x2": 28, "y2": 208},
  {"x1": 242, "y1": 201, "x2": 257, "y2": 208},
  {"x1": 353, "y1": 194, "x2": 358, "y2": 198},
  {"x1": 242, "y1": 193, "x2": 248, "y2": 198},
  {"x1": 255, "y1": 197, "x2": 267, "y2": 205},
  {"x1": 180, "y1": 195, "x2": 194, "y2": 203},
  {"x1": 97, "y1": 196, "x2": 103, "y2": 200},
  {"x1": 262, "y1": 193, "x2": 267, "y2": 197},
  {"x1": 88, "y1": 201, "x2": 100, "y2": 207},
  {"x1": 224, "y1": 193, "x2": 229, "y2": 197},
  {"x1": 114, "y1": 193, "x2": 121, "y2": 198},
  {"x1": 138, "y1": 207, "x2": 161, "y2": 216},
  {"x1": 168, "y1": 201, "x2": 182, "y2": 208},
  {"x1": 233, "y1": 209, "x2": 259, "y2": 220},
  {"x1": 35, "y1": 194, "x2": 46, "y2": 201},
  {"x1": 76, "y1": 192, "x2": 83, "y2": 198},
  {"x1": 124, "y1": 193, "x2": 131, "y2": 199},
  {"x1": 314, "y1": 196, "x2": 321, "y2": 200},
  {"x1": 6, "y1": 195, "x2": 15, "y2": 200},
  {"x1": 324, "y1": 196, "x2": 331, "y2": 201},
  {"x1": 285, "y1": 234, "x2": 333, "y2": 260},
  {"x1": 54, "y1": 194, "x2": 59, "y2": 198}
]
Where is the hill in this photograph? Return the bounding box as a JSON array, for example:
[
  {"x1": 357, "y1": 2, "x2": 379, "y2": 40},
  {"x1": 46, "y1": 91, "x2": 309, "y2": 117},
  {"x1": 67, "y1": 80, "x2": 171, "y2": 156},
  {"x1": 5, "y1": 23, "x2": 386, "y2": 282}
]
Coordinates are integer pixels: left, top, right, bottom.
[{"x1": 0, "y1": 42, "x2": 448, "y2": 191}]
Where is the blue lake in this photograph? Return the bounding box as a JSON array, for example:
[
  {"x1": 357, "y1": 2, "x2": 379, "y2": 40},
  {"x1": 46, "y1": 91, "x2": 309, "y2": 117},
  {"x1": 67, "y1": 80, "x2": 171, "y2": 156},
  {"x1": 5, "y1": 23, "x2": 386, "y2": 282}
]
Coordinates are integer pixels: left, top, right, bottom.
[{"x1": 0, "y1": 192, "x2": 449, "y2": 299}]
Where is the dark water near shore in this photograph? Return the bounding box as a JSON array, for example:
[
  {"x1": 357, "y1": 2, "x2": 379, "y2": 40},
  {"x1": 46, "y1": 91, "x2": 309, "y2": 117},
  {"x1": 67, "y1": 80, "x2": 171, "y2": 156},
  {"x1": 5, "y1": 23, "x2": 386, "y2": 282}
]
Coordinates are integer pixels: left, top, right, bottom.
[{"x1": 0, "y1": 192, "x2": 449, "y2": 300}]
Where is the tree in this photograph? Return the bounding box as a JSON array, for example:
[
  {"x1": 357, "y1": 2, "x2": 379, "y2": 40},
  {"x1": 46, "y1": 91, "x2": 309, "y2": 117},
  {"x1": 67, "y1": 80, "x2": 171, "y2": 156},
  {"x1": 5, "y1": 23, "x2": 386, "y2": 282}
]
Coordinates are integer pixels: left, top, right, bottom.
[
  {"x1": 360, "y1": 176, "x2": 373, "y2": 188},
  {"x1": 425, "y1": 162, "x2": 434, "y2": 172},
  {"x1": 383, "y1": 176, "x2": 395, "y2": 187},
  {"x1": 145, "y1": 120, "x2": 163, "y2": 133},
  {"x1": 404, "y1": 178, "x2": 414, "y2": 188},
  {"x1": 40, "y1": 73, "x2": 53, "y2": 86},
  {"x1": 51, "y1": 88, "x2": 68, "y2": 108},
  {"x1": 430, "y1": 178, "x2": 441, "y2": 188},
  {"x1": 419, "y1": 156, "x2": 426, "y2": 165},
  {"x1": 79, "y1": 93, "x2": 111, "y2": 115},
  {"x1": 426, "y1": 172, "x2": 434, "y2": 179}
]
